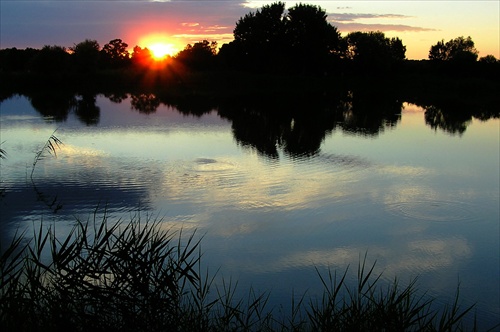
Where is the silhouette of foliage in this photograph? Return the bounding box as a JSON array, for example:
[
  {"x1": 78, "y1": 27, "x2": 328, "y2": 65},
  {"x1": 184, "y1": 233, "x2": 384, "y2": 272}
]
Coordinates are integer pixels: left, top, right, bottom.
[
  {"x1": 0, "y1": 47, "x2": 39, "y2": 72},
  {"x1": 131, "y1": 45, "x2": 153, "y2": 67},
  {"x1": 285, "y1": 3, "x2": 342, "y2": 73},
  {"x1": 130, "y1": 93, "x2": 161, "y2": 114},
  {"x1": 29, "y1": 91, "x2": 76, "y2": 122},
  {"x1": 175, "y1": 40, "x2": 217, "y2": 70},
  {"x1": 29, "y1": 45, "x2": 70, "y2": 74},
  {"x1": 479, "y1": 54, "x2": 498, "y2": 64},
  {"x1": 102, "y1": 39, "x2": 130, "y2": 68},
  {"x1": 74, "y1": 93, "x2": 100, "y2": 125},
  {"x1": 429, "y1": 36, "x2": 478, "y2": 63},
  {"x1": 227, "y1": 2, "x2": 341, "y2": 73},
  {"x1": 70, "y1": 39, "x2": 101, "y2": 73},
  {"x1": 344, "y1": 31, "x2": 406, "y2": 73}
]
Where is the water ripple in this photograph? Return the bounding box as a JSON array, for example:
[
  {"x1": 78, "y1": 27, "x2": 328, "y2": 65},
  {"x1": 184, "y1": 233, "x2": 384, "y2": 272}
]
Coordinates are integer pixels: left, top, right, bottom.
[{"x1": 386, "y1": 200, "x2": 480, "y2": 222}]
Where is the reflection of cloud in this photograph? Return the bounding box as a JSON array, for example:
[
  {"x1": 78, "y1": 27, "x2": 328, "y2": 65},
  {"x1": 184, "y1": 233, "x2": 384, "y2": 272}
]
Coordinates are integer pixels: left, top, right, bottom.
[
  {"x1": 60, "y1": 144, "x2": 107, "y2": 158},
  {"x1": 378, "y1": 165, "x2": 434, "y2": 177},
  {"x1": 157, "y1": 155, "x2": 358, "y2": 222},
  {"x1": 235, "y1": 236, "x2": 471, "y2": 277}
]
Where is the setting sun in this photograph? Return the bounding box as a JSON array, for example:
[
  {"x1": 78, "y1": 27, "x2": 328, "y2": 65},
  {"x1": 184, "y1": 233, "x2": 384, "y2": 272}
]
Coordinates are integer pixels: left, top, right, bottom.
[
  {"x1": 138, "y1": 34, "x2": 180, "y2": 60},
  {"x1": 149, "y1": 43, "x2": 176, "y2": 59}
]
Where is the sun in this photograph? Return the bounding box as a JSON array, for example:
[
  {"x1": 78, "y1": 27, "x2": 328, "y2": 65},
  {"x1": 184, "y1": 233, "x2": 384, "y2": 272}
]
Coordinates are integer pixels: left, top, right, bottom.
[
  {"x1": 149, "y1": 43, "x2": 176, "y2": 60},
  {"x1": 137, "y1": 33, "x2": 181, "y2": 60}
]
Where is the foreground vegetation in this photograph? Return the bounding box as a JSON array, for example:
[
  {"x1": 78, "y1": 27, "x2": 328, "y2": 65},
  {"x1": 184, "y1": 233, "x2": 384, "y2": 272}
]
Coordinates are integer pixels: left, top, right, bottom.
[{"x1": 1, "y1": 212, "x2": 492, "y2": 331}]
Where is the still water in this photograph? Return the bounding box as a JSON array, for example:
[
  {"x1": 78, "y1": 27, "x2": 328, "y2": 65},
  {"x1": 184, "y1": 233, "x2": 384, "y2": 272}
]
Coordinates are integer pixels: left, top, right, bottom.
[{"x1": 1, "y1": 92, "x2": 499, "y2": 326}]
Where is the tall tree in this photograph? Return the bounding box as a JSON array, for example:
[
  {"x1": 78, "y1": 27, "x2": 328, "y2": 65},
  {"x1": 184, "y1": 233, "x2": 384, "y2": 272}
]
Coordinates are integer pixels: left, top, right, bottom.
[
  {"x1": 131, "y1": 46, "x2": 153, "y2": 67},
  {"x1": 29, "y1": 45, "x2": 70, "y2": 74},
  {"x1": 344, "y1": 31, "x2": 406, "y2": 72},
  {"x1": 285, "y1": 3, "x2": 342, "y2": 72},
  {"x1": 102, "y1": 39, "x2": 130, "y2": 68},
  {"x1": 71, "y1": 39, "x2": 101, "y2": 73},
  {"x1": 429, "y1": 36, "x2": 478, "y2": 62},
  {"x1": 228, "y1": 2, "x2": 342, "y2": 73},
  {"x1": 176, "y1": 40, "x2": 217, "y2": 70},
  {"x1": 231, "y1": 2, "x2": 286, "y2": 70}
]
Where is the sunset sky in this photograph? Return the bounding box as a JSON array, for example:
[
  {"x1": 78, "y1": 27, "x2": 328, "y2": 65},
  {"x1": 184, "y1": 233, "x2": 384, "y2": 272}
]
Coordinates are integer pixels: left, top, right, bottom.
[{"x1": 1, "y1": 0, "x2": 498, "y2": 60}]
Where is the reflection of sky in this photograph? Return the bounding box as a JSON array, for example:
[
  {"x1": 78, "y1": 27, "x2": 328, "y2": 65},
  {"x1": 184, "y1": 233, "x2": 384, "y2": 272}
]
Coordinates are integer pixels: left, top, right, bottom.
[{"x1": 1, "y1": 96, "x2": 499, "y2": 327}]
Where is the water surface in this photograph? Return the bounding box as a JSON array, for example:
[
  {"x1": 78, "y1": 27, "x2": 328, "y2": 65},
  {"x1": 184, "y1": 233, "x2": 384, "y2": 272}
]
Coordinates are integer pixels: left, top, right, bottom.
[{"x1": 1, "y1": 93, "x2": 498, "y2": 327}]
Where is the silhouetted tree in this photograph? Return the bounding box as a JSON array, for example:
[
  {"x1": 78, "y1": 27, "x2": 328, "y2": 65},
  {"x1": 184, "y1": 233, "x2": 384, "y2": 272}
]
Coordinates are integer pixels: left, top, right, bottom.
[
  {"x1": 0, "y1": 47, "x2": 39, "y2": 72},
  {"x1": 226, "y1": 2, "x2": 341, "y2": 73},
  {"x1": 70, "y1": 39, "x2": 101, "y2": 73},
  {"x1": 479, "y1": 54, "x2": 498, "y2": 64},
  {"x1": 29, "y1": 45, "x2": 70, "y2": 74},
  {"x1": 285, "y1": 3, "x2": 342, "y2": 72},
  {"x1": 131, "y1": 46, "x2": 153, "y2": 68},
  {"x1": 175, "y1": 40, "x2": 217, "y2": 70},
  {"x1": 344, "y1": 31, "x2": 406, "y2": 73},
  {"x1": 429, "y1": 36, "x2": 478, "y2": 63},
  {"x1": 102, "y1": 39, "x2": 130, "y2": 68}
]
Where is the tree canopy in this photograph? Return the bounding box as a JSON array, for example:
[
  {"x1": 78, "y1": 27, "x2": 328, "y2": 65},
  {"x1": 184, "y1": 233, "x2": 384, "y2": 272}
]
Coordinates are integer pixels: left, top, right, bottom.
[
  {"x1": 345, "y1": 31, "x2": 406, "y2": 72},
  {"x1": 429, "y1": 36, "x2": 478, "y2": 62},
  {"x1": 226, "y1": 2, "x2": 342, "y2": 72}
]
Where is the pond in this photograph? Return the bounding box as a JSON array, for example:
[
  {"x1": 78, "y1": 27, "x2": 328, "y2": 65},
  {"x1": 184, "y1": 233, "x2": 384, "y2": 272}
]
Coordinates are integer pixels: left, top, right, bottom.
[{"x1": 0, "y1": 90, "x2": 499, "y2": 327}]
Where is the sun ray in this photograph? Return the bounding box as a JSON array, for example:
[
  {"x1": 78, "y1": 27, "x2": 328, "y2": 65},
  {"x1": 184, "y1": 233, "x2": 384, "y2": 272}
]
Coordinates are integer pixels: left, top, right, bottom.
[
  {"x1": 138, "y1": 34, "x2": 180, "y2": 61},
  {"x1": 150, "y1": 43, "x2": 175, "y2": 60}
]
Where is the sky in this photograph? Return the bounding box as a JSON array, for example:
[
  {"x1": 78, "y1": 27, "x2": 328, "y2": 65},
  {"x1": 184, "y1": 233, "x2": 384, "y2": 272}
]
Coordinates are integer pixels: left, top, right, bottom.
[{"x1": 0, "y1": 0, "x2": 498, "y2": 60}]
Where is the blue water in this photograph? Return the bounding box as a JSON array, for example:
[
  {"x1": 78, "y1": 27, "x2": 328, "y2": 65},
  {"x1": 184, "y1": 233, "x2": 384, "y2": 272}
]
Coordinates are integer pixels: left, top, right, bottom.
[{"x1": 1, "y1": 94, "x2": 498, "y2": 328}]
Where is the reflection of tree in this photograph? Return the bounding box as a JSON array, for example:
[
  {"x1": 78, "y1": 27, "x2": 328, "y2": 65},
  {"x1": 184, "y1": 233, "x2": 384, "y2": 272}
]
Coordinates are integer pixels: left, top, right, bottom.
[
  {"x1": 337, "y1": 89, "x2": 402, "y2": 136},
  {"x1": 130, "y1": 93, "x2": 160, "y2": 114},
  {"x1": 424, "y1": 105, "x2": 471, "y2": 136},
  {"x1": 74, "y1": 94, "x2": 100, "y2": 125},
  {"x1": 217, "y1": 88, "x2": 406, "y2": 159},
  {"x1": 218, "y1": 98, "x2": 339, "y2": 159},
  {"x1": 418, "y1": 93, "x2": 499, "y2": 135},
  {"x1": 166, "y1": 96, "x2": 216, "y2": 117},
  {"x1": 29, "y1": 92, "x2": 76, "y2": 122},
  {"x1": 104, "y1": 92, "x2": 128, "y2": 104}
]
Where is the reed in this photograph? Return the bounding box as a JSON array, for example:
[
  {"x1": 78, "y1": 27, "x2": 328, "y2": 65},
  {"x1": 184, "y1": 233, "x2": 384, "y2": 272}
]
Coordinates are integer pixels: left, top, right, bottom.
[{"x1": 0, "y1": 211, "x2": 490, "y2": 331}]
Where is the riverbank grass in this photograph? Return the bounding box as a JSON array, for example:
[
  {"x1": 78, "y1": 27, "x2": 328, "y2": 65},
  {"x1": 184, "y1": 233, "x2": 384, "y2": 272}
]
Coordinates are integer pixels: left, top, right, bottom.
[{"x1": 0, "y1": 212, "x2": 484, "y2": 331}]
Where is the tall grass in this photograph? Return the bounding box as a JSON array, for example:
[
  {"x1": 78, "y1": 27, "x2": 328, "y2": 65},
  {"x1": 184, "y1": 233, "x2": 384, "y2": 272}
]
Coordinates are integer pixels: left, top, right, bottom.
[{"x1": 0, "y1": 211, "x2": 490, "y2": 331}]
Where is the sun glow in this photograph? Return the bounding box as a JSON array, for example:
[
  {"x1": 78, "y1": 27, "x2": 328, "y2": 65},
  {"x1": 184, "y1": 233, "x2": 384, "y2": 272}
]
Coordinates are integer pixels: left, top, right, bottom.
[
  {"x1": 138, "y1": 34, "x2": 180, "y2": 60},
  {"x1": 149, "y1": 43, "x2": 176, "y2": 59}
]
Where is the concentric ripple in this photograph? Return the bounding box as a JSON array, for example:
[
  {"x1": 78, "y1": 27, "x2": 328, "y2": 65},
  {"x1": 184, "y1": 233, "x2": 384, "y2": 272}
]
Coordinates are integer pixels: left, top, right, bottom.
[{"x1": 386, "y1": 200, "x2": 479, "y2": 222}]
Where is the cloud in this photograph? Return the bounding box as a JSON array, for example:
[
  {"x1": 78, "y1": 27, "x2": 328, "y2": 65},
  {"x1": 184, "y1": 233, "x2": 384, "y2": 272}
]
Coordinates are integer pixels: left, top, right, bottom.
[
  {"x1": 334, "y1": 22, "x2": 436, "y2": 33},
  {"x1": 181, "y1": 22, "x2": 200, "y2": 27},
  {"x1": 330, "y1": 13, "x2": 412, "y2": 22},
  {"x1": 326, "y1": 12, "x2": 435, "y2": 33}
]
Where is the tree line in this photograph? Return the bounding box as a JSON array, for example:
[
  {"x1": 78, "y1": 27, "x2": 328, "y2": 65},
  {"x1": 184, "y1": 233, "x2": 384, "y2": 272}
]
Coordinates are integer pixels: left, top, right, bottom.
[{"x1": 0, "y1": 1, "x2": 498, "y2": 77}]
